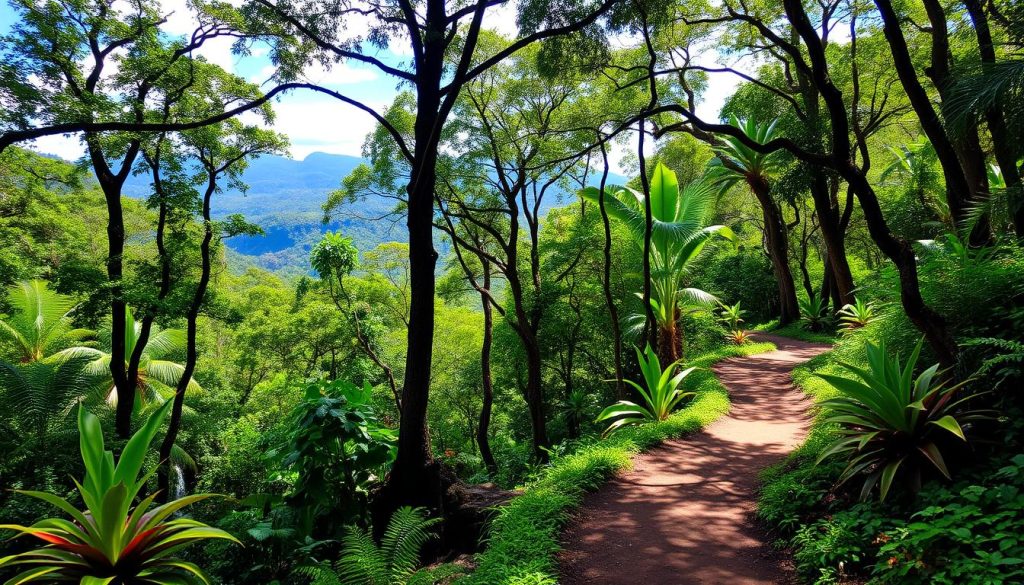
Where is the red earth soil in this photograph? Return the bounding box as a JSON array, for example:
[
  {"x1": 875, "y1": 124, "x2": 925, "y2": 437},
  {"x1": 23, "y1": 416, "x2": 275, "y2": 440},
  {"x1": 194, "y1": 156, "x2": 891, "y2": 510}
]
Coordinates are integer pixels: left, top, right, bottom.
[{"x1": 559, "y1": 334, "x2": 830, "y2": 584}]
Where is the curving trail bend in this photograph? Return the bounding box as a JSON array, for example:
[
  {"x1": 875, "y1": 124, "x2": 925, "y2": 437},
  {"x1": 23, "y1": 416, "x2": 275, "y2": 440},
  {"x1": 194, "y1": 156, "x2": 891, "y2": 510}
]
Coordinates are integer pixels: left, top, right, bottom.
[{"x1": 559, "y1": 334, "x2": 830, "y2": 585}]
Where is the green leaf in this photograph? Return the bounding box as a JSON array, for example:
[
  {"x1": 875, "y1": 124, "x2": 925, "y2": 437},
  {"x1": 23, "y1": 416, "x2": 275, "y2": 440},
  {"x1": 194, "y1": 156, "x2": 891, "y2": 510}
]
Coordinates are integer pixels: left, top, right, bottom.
[{"x1": 929, "y1": 415, "x2": 966, "y2": 440}]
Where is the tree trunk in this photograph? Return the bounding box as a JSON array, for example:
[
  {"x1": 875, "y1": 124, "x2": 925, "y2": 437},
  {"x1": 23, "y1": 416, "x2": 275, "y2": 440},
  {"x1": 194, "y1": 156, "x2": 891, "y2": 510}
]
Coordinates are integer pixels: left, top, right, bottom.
[
  {"x1": 523, "y1": 336, "x2": 549, "y2": 462},
  {"x1": 964, "y1": 0, "x2": 1024, "y2": 237},
  {"x1": 476, "y1": 267, "x2": 497, "y2": 475},
  {"x1": 596, "y1": 146, "x2": 626, "y2": 399},
  {"x1": 783, "y1": 0, "x2": 959, "y2": 365},
  {"x1": 750, "y1": 178, "x2": 799, "y2": 324},
  {"x1": 656, "y1": 313, "x2": 681, "y2": 367},
  {"x1": 157, "y1": 178, "x2": 215, "y2": 502},
  {"x1": 87, "y1": 137, "x2": 139, "y2": 439},
  {"x1": 874, "y1": 0, "x2": 990, "y2": 244},
  {"x1": 795, "y1": 62, "x2": 855, "y2": 309},
  {"x1": 810, "y1": 174, "x2": 855, "y2": 309}
]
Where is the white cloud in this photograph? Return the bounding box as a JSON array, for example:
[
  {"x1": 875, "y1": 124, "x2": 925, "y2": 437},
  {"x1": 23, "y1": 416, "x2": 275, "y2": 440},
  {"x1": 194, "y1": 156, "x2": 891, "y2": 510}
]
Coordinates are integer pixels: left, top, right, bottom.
[
  {"x1": 302, "y1": 61, "x2": 379, "y2": 86},
  {"x1": 270, "y1": 97, "x2": 387, "y2": 159},
  {"x1": 30, "y1": 134, "x2": 85, "y2": 161}
]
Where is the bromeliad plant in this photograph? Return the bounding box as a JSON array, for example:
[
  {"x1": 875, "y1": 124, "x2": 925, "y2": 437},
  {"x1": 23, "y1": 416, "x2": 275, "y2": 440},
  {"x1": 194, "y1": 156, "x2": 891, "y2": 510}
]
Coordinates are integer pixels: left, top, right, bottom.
[
  {"x1": 798, "y1": 295, "x2": 832, "y2": 332},
  {"x1": 837, "y1": 298, "x2": 877, "y2": 333},
  {"x1": 596, "y1": 344, "x2": 696, "y2": 436},
  {"x1": 724, "y1": 329, "x2": 752, "y2": 345},
  {"x1": 718, "y1": 302, "x2": 748, "y2": 344},
  {"x1": 816, "y1": 339, "x2": 993, "y2": 501},
  {"x1": 0, "y1": 400, "x2": 238, "y2": 584}
]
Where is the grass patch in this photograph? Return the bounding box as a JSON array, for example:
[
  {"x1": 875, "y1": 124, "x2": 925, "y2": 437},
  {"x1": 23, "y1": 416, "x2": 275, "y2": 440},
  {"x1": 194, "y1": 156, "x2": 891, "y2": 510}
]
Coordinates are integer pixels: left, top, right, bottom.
[
  {"x1": 763, "y1": 322, "x2": 838, "y2": 344},
  {"x1": 428, "y1": 341, "x2": 774, "y2": 585}
]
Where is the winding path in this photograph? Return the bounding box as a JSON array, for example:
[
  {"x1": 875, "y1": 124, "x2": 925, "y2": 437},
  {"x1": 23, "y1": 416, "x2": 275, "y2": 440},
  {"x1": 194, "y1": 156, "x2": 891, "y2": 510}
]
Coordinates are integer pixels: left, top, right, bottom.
[{"x1": 559, "y1": 334, "x2": 829, "y2": 584}]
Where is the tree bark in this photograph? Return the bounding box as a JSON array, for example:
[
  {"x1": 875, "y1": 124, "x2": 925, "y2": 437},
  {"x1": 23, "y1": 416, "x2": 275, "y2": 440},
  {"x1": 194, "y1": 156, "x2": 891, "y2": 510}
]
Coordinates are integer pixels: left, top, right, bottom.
[
  {"x1": 157, "y1": 175, "x2": 216, "y2": 502},
  {"x1": 784, "y1": 0, "x2": 959, "y2": 365},
  {"x1": 964, "y1": 0, "x2": 1024, "y2": 236},
  {"x1": 874, "y1": 0, "x2": 990, "y2": 244},
  {"x1": 749, "y1": 177, "x2": 799, "y2": 324},
  {"x1": 476, "y1": 265, "x2": 497, "y2": 475},
  {"x1": 596, "y1": 144, "x2": 626, "y2": 399},
  {"x1": 87, "y1": 136, "x2": 141, "y2": 439},
  {"x1": 794, "y1": 58, "x2": 855, "y2": 309}
]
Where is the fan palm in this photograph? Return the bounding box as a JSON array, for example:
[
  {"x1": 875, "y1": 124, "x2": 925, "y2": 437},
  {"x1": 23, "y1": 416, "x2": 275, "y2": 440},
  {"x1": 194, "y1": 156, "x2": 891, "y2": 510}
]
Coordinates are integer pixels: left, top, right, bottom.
[
  {"x1": 0, "y1": 280, "x2": 93, "y2": 362},
  {"x1": 0, "y1": 355, "x2": 95, "y2": 438},
  {"x1": 707, "y1": 115, "x2": 786, "y2": 187},
  {"x1": 581, "y1": 164, "x2": 733, "y2": 363},
  {"x1": 54, "y1": 306, "x2": 200, "y2": 409},
  {"x1": 707, "y1": 116, "x2": 801, "y2": 325}
]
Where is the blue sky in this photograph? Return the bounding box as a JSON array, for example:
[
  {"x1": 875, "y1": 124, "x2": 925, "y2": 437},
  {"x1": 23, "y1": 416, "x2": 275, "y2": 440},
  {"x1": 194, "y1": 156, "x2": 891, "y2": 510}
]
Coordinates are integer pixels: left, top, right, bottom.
[{"x1": 0, "y1": 0, "x2": 741, "y2": 173}]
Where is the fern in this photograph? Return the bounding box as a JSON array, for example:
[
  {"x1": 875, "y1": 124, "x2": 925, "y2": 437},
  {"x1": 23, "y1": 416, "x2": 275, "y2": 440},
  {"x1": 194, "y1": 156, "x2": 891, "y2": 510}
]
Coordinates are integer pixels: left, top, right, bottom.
[
  {"x1": 963, "y1": 337, "x2": 1024, "y2": 388},
  {"x1": 335, "y1": 506, "x2": 440, "y2": 585}
]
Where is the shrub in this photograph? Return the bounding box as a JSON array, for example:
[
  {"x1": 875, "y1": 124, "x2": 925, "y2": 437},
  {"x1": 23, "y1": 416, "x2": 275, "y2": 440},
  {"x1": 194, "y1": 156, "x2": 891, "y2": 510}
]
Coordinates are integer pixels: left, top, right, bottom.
[
  {"x1": 816, "y1": 339, "x2": 993, "y2": 501},
  {"x1": 272, "y1": 378, "x2": 396, "y2": 532}
]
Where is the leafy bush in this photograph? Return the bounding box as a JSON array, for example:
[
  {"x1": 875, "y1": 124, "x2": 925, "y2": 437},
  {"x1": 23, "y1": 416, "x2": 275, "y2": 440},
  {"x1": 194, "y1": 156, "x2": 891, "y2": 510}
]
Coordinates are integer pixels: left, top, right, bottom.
[
  {"x1": 787, "y1": 453, "x2": 1024, "y2": 585},
  {"x1": 690, "y1": 249, "x2": 778, "y2": 323},
  {"x1": 761, "y1": 336, "x2": 1024, "y2": 585},
  {"x1": 870, "y1": 454, "x2": 1024, "y2": 584},
  {"x1": 0, "y1": 400, "x2": 237, "y2": 584},
  {"x1": 272, "y1": 378, "x2": 396, "y2": 533},
  {"x1": 816, "y1": 339, "x2": 992, "y2": 500}
]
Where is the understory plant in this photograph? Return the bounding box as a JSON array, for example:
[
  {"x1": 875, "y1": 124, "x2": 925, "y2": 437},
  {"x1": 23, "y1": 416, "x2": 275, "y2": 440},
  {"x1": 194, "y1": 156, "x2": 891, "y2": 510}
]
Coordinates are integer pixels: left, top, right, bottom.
[
  {"x1": 816, "y1": 339, "x2": 992, "y2": 500},
  {"x1": 0, "y1": 400, "x2": 238, "y2": 584},
  {"x1": 799, "y1": 295, "x2": 832, "y2": 332},
  {"x1": 837, "y1": 298, "x2": 877, "y2": 333},
  {"x1": 272, "y1": 378, "x2": 396, "y2": 534},
  {"x1": 596, "y1": 344, "x2": 696, "y2": 435},
  {"x1": 724, "y1": 329, "x2": 751, "y2": 345},
  {"x1": 332, "y1": 506, "x2": 440, "y2": 585},
  {"x1": 717, "y1": 301, "x2": 749, "y2": 345}
]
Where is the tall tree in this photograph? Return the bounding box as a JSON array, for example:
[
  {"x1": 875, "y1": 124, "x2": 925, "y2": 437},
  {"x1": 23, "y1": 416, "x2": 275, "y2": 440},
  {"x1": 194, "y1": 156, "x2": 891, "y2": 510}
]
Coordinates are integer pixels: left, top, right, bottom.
[
  {"x1": 648, "y1": 0, "x2": 959, "y2": 364},
  {"x1": 152, "y1": 114, "x2": 285, "y2": 501},
  {"x1": 0, "y1": 0, "x2": 264, "y2": 436},
  {"x1": 872, "y1": 0, "x2": 992, "y2": 244},
  {"x1": 239, "y1": 0, "x2": 620, "y2": 514}
]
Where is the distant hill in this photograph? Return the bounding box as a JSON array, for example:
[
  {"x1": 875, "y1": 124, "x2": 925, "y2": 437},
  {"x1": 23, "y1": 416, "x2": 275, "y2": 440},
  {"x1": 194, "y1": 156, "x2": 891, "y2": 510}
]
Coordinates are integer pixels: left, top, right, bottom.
[{"x1": 122, "y1": 151, "x2": 627, "y2": 273}]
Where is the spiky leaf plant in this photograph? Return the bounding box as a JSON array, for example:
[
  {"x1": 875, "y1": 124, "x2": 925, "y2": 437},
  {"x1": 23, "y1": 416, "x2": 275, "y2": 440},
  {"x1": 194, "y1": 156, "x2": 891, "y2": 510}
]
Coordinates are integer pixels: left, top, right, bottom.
[
  {"x1": 724, "y1": 329, "x2": 751, "y2": 345},
  {"x1": 596, "y1": 345, "x2": 696, "y2": 436},
  {"x1": 798, "y1": 295, "x2": 831, "y2": 332},
  {"x1": 0, "y1": 400, "x2": 238, "y2": 584},
  {"x1": 837, "y1": 297, "x2": 877, "y2": 332},
  {"x1": 816, "y1": 339, "x2": 994, "y2": 501}
]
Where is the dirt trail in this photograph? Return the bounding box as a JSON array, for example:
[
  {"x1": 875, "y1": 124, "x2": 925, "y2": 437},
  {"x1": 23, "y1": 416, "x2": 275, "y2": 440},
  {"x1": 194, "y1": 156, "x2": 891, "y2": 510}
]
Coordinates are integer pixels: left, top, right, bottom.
[{"x1": 559, "y1": 334, "x2": 830, "y2": 585}]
